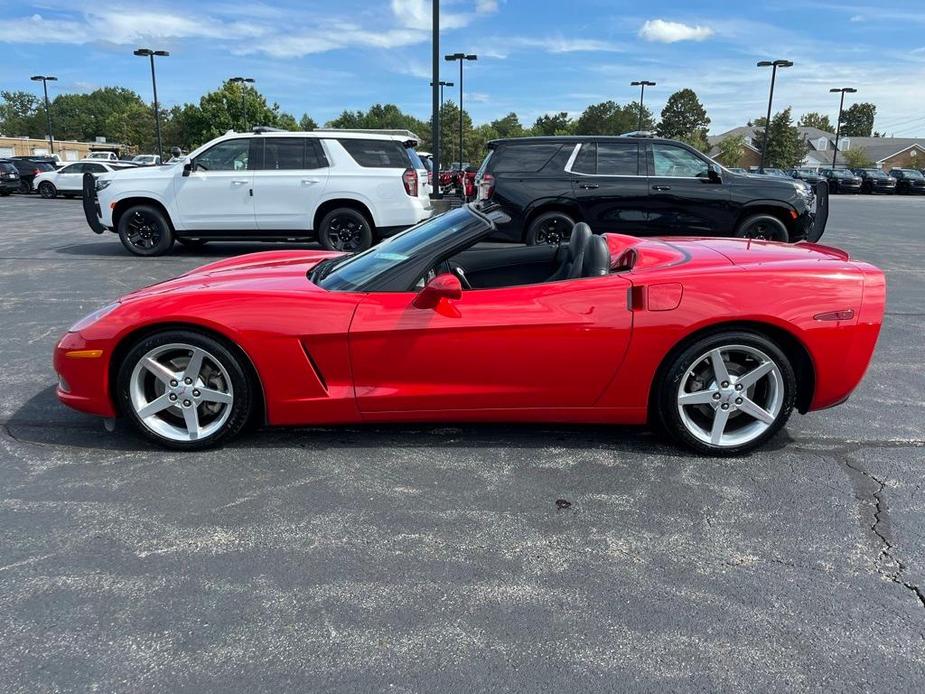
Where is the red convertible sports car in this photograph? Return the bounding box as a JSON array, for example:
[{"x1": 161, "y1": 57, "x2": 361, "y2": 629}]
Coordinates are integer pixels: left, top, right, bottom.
[{"x1": 55, "y1": 204, "x2": 885, "y2": 455}]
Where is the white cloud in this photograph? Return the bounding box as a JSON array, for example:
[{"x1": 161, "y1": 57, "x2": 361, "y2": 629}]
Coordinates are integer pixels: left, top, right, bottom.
[
  {"x1": 639, "y1": 19, "x2": 714, "y2": 43},
  {"x1": 390, "y1": 0, "x2": 497, "y2": 31},
  {"x1": 472, "y1": 35, "x2": 621, "y2": 59}
]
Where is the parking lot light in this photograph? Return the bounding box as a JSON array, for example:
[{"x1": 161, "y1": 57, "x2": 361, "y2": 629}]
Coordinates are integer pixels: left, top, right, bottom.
[
  {"x1": 630, "y1": 80, "x2": 656, "y2": 132},
  {"x1": 756, "y1": 59, "x2": 794, "y2": 173},
  {"x1": 229, "y1": 77, "x2": 256, "y2": 131},
  {"x1": 445, "y1": 53, "x2": 477, "y2": 176},
  {"x1": 134, "y1": 49, "x2": 169, "y2": 162},
  {"x1": 830, "y1": 87, "x2": 858, "y2": 168},
  {"x1": 30, "y1": 75, "x2": 58, "y2": 154}
]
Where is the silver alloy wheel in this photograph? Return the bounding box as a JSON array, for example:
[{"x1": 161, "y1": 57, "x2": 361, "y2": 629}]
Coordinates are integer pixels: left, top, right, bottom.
[
  {"x1": 676, "y1": 344, "x2": 784, "y2": 448},
  {"x1": 129, "y1": 343, "x2": 234, "y2": 442}
]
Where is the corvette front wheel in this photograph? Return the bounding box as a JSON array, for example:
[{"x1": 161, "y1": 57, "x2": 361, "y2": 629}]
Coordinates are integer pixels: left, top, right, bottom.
[
  {"x1": 656, "y1": 331, "x2": 796, "y2": 456},
  {"x1": 116, "y1": 330, "x2": 255, "y2": 450}
]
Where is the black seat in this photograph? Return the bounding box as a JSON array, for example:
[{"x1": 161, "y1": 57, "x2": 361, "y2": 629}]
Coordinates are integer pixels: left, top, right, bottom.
[
  {"x1": 547, "y1": 222, "x2": 591, "y2": 282},
  {"x1": 581, "y1": 235, "x2": 611, "y2": 277}
]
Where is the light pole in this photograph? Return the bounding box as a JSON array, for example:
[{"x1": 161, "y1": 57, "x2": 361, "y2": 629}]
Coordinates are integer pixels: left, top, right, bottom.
[
  {"x1": 430, "y1": 80, "x2": 454, "y2": 108},
  {"x1": 133, "y1": 49, "x2": 169, "y2": 161},
  {"x1": 431, "y1": 0, "x2": 440, "y2": 198},
  {"x1": 630, "y1": 80, "x2": 656, "y2": 132},
  {"x1": 229, "y1": 77, "x2": 256, "y2": 131},
  {"x1": 830, "y1": 87, "x2": 858, "y2": 168},
  {"x1": 445, "y1": 53, "x2": 477, "y2": 170},
  {"x1": 30, "y1": 75, "x2": 57, "y2": 154},
  {"x1": 756, "y1": 59, "x2": 793, "y2": 172}
]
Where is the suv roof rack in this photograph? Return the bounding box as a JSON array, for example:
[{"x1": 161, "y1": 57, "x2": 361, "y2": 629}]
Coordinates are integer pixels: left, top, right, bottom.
[
  {"x1": 313, "y1": 127, "x2": 420, "y2": 146},
  {"x1": 252, "y1": 125, "x2": 287, "y2": 134},
  {"x1": 620, "y1": 130, "x2": 656, "y2": 138}
]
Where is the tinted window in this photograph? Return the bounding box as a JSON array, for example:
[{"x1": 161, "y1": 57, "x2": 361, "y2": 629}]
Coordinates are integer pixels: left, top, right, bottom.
[
  {"x1": 597, "y1": 142, "x2": 638, "y2": 175},
  {"x1": 0, "y1": 163, "x2": 16, "y2": 173},
  {"x1": 651, "y1": 144, "x2": 709, "y2": 178},
  {"x1": 264, "y1": 138, "x2": 305, "y2": 170},
  {"x1": 195, "y1": 138, "x2": 251, "y2": 171},
  {"x1": 492, "y1": 145, "x2": 563, "y2": 173},
  {"x1": 406, "y1": 147, "x2": 424, "y2": 170},
  {"x1": 338, "y1": 138, "x2": 409, "y2": 168},
  {"x1": 572, "y1": 143, "x2": 596, "y2": 174},
  {"x1": 60, "y1": 164, "x2": 84, "y2": 174},
  {"x1": 84, "y1": 163, "x2": 107, "y2": 173}
]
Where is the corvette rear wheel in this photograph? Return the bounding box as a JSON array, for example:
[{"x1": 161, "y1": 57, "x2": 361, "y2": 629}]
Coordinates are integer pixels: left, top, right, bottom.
[
  {"x1": 116, "y1": 330, "x2": 254, "y2": 450},
  {"x1": 657, "y1": 331, "x2": 796, "y2": 456}
]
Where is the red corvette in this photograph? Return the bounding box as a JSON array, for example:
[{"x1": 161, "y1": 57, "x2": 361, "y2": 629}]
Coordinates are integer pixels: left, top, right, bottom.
[{"x1": 54, "y1": 205, "x2": 885, "y2": 454}]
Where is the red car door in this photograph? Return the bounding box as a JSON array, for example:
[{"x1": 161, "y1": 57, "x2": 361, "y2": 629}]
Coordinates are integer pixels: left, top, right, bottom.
[{"x1": 348, "y1": 275, "x2": 634, "y2": 414}]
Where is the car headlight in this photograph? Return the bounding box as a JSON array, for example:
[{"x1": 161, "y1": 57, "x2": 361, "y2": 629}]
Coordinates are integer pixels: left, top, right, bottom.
[
  {"x1": 69, "y1": 302, "x2": 119, "y2": 333},
  {"x1": 95, "y1": 179, "x2": 112, "y2": 192}
]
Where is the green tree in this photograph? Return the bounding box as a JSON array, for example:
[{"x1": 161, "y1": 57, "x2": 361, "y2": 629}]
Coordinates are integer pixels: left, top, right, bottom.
[
  {"x1": 714, "y1": 134, "x2": 746, "y2": 167},
  {"x1": 490, "y1": 112, "x2": 525, "y2": 138},
  {"x1": 299, "y1": 113, "x2": 318, "y2": 131},
  {"x1": 840, "y1": 102, "x2": 876, "y2": 137},
  {"x1": 798, "y1": 112, "x2": 834, "y2": 132},
  {"x1": 0, "y1": 90, "x2": 41, "y2": 137},
  {"x1": 437, "y1": 100, "x2": 475, "y2": 165},
  {"x1": 755, "y1": 107, "x2": 806, "y2": 169},
  {"x1": 842, "y1": 148, "x2": 874, "y2": 169},
  {"x1": 656, "y1": 89, "x2": 710, "y2": 144},
  {"x1": 531, "y1": 112, "x2": 572, "y2": 136},
  {"x1": 572, "y1": 101, "x2": 636, "y2": 135}
]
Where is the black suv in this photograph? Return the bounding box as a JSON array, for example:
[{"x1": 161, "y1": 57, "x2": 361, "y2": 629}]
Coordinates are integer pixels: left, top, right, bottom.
[
  {"x1": 852, "y1": 168, "x2": 896, "y2": 194},
  {"x1": 888, "y1": 168, "x2": 925, "y2": 194},
  {"x1": 4, "y1": 158, "x2": 56, "y2": 193},
  {"x1": 475, "y1": 136, "x2": 827, "y2": 244},
  {"x1": 790, "y1": 168, "x2": 824, "y2": 184},
  {"x1": 0, "y1": 161, "x2": 20, "y2": 196}
]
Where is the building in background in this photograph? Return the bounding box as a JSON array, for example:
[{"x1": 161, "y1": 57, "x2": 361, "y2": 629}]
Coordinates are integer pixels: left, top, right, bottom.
[
  {"x1": 0, "y1": 136, "x2": 130, "y2": 161},
  {"x1": 708, "y1": 126, "x2": 925, "y2": 171}
]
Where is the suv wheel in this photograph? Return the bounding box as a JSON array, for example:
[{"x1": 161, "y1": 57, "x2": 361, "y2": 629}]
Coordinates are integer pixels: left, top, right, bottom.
[
  {"x1": 318, "y1": 208, "x2": 373, "y2": 252},
  {"x1": 18, "y1": 180, "x2": 31, "y2": 194},
  {"x1": 38, "y1": 181, "x2": 57, "y2": 199},
  {"x1": 527, "y1": 211, "x2": 576, "y2": 246},
  {"x1": 734, "y1": 214, "x2": 789, "y2": 242},
  {"x1": 656, "y1": 331, "x2": 796, "y2": 456},
  {"x1": 118, "y1": 205, "x2": 174, "y2": 257}
]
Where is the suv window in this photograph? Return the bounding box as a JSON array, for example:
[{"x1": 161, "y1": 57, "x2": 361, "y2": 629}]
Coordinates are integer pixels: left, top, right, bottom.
[
  {"x1": 0, "y1": 162, "x2": 16, "y2": 174},
  {"x1": 60, "y1": 164, "x2": 83, "y2": 174},
  {"x1": 406, "y1": 147, "x2": 425, "y2": 170},
  {"x1": 195, "y1": 138, "x2": 251, "y2": 171},
  {"x1": 493, "y1": 144, "x2": 563, "y2": 173},
  {"x1": 338, "y1": 138, "x2": 409, "y2": 168},
  {"x1": 573, "y1": 142, "x2": 639, "y2": 175},
  {"x1": 84, "y1": 163, "x2": 107, "y2": 173},
  {"x1": 264, "y1": 138, "x2": 306, "y2": 170},
  {"x1": 651, "y1": 144, "x2": 709, "y2": 178}
]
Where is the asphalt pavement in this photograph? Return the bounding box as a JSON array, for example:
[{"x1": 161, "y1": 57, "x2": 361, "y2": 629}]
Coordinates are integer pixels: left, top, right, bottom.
[{"x1": 0, "y1": 194, "x2": 923, "y2": 692}]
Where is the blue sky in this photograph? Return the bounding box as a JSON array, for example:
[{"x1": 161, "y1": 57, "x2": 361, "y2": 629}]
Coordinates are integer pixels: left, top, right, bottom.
[{"x1": 2, "y1": 0, "x2": 924, "y2": 135}]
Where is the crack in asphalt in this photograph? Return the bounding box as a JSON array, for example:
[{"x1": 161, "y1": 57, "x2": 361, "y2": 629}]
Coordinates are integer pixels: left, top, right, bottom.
[{"x1": 842, "y1": 454, "x2": 925, "y2": 614}]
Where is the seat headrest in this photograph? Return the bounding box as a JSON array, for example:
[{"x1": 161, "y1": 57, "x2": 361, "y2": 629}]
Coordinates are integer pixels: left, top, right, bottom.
[
  {"x1": 568, "y1": 222, "x2": 592, "y2": 258},
  {"x1": 582, "y1": 235, "x2": 611, "y2": 277}
]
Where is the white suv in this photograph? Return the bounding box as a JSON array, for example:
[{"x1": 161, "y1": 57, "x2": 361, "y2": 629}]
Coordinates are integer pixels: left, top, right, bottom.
[{"x1": 84, "y1": 130, "x2": 432, "y2": 256}]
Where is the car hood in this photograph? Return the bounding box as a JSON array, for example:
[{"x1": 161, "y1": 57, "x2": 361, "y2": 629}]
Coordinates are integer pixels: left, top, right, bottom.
[
  {"x1": 99, "y1": 163, "x2": 181, "y2": 180},
  {"x1": 121, "y1": 250, "x2": 344, "y2": 299}
]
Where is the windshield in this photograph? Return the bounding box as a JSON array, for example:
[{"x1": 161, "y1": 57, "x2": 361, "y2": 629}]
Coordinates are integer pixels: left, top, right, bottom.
[
  {"x1": 318, "y1": 207, "x2": 482, "y2": 291},
  {"x1": 902, "y1": 169, "x2": 924, "y2": 179}
]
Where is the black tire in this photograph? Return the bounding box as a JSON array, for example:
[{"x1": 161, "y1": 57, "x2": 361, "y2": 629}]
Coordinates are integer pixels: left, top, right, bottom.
[
  {"x1": 318, "y1": 207, "x2": 373, "y2": 252},
  {"x1": 64, "y1": 193, "x2": 76, "y2": 199},
  {"x1": 177, "y1": 238, "x2": 208, "y2": 249},
  {"x1": 38, "y1": 181, "x2": 57, "y2": 199},
  {"x1": 654, "y1": 330, "x2": 797, "y2": 456},
  {"x1": 18, "y1": 180, "x2": 31, "y2": 194},
  {"x1": 118, "y1": 204, "x2": 174, "y2": 257},
  {"x1": 116, "y1": 329, "x2": 256, "y2": 450},
  {"x1": 0, "y1": 192, "x2": 10, "y2": 197},
  {"x1": 526, "y1": 211, "x2": 576, "y2": 246},
  {"x1": 734, "y1": 214, "x2": 789, "y2": 242}
]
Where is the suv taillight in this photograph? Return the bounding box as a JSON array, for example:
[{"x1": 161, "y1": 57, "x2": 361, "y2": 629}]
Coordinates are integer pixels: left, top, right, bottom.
[
  {"x1": 478, "y1": 173, "x2": 495, "y2": 201},
  {"x1": 402, "y1": 168, "x2": 418, "y2": 197}
]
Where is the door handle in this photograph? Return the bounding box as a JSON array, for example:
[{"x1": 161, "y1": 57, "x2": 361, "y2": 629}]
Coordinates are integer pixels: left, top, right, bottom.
[
  {"x1": 579, "y1": 183, "x2": 600, "y2": 190},
  {"x1": 652, "y1": 184, "x2": 672, "y2": 191},
  {"x1": 301, "y1": 178, "x2": 319, "y2": 185},
  {"x1": 231, "y1": 179, "x2": 249, "y2": 185}
]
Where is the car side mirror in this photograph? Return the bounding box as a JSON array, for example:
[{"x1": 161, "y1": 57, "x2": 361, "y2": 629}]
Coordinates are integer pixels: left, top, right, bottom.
[
  {"x1": 182, "y1": 157, "x2": 193, "y2": 177},
  {"x1": 708, "y1": 164, "x2": 722, "y2": 183},
  {"x1": 413, "y1": 273, "x2": 462, "y2": 309}
]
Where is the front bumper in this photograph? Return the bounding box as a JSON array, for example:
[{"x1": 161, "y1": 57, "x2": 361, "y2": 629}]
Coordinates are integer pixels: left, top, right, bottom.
[
  {"x1": 54, "y1": 332, "x2": 116, "y2": 417},
  {"x1": 0, "y1": 180, "x2": 19, "y2": 193}
]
